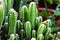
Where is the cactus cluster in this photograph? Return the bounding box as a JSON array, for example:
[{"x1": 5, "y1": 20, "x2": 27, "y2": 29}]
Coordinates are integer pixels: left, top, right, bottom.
[{"x1": 0, "y1": 0, "x2": 60, "y2": 40}]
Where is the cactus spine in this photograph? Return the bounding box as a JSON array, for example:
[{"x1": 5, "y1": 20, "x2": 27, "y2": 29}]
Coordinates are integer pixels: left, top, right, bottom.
[
  {"x1": 29, "y1": 2, "x2": 37, "y2": 29},
  {"x1": 21, "y1": 6, "x2": 28, "y2": 23},
  {"x1": 0, "y1": 0, "x2": 5, "y2": 27},
  {"x1": 8, "y1": 8, "x2": 18, "y2": 35},
  {"x1": 25, "y1": 21, "x2": 31, "y2": 40}
]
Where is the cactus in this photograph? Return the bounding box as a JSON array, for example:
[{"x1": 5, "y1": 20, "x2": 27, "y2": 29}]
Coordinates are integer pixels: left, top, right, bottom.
[
  {"x1": 45, "y1": 27, "x2": 51, "y2": 40},
  {"x1": 24, "y1": 21, "x2": 31, "y2": 40},
  {"x1": 32, "y1": 30, "x2": 36, "y2": 38},
  {"x1": 8, "y1": 8, "x2": 18, "y2": 35},
  {"x1": 15, "y1": 34, "x2": 19, "y2": 40},
  {"x1": 49, "y1": 34, "x2": 55, "y2": 40},
  {"x1": 7, "y1": 0, "x2": 14, "y2": 11},
  {"x1": 37, "y1": 34, "x2": 44, "y2": 40},
  {"x1": 29, "y1": 2, "x2": 37, "y2": 29},
  {"x1": 21, "y1": 6, "x2": 28, "y2": 23},
  {"x1": 37, "y1": 24, "x2": 46, "y2": 35},
  {"x1": 5, "y1": 16, "x2": 8, "y2": 22},
  {"x1": 31, "y1": 38, "x2": 36, "y2": 40},
  {"x1": 35, "y1": 16, "x2": 43, "y2": 29},
  {"x1": 9, "y1": 34, "x2": 15, "y2": 40},
  {"x1": 45, "y1": 19, "x2": 52, "y2": 27},
  {"x1": 16, "y1": 20, "x2": 21, "y2": 34},
  {"x1": 20, "y1": 29, "x2": 25, "y2": 40},
  {"x1": 4, "y1": 22, "x2": 8, "y2": 34},
  {"x1": 57, "y1": 32, "x2": 60, "y2": 39},
  {"x1": 0, "y1": 0, "x2": 5, "y2": 27}
]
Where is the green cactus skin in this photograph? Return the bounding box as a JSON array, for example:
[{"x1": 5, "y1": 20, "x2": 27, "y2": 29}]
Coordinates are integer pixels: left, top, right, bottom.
[
  {"x1": 7, "y1": 0, "x2": 14, "y2": 11},
  {"x1": 25, "y1": 21, "x2": 31, "y2": 40},
  {"x1": 4, "y1": 22, "x2": 8, "y2": 34},
  {"x1": 9, "y1": 34, "x2": 16, "y2": 40},
  {"x1": 57, "y1": 32, "x2": 60, "y2": 39},
  {"x1": 31, "y1": 38, "x2": 36, "y2": 40},
  {"x1": 37, "y1": 24, "x2": 46, "y2": 35},
  {"x1": 4, "y1": 0, "x2": 7, "y2": 15},
  {"x1": 20, "y1": 29, "x2": 25, "y2": 40},
  {"x1": 49, "y1": 34, "x2": 55, "y2": 40},
  {"x1": 5, "y1": 16, "x2": 8, "y2": 22},
  {"x1": 35, "y1": 16, "x2": 43, "y2": 30},
  {"x1": 27, "y1": 0, "x2": 32, "y2": 2},
  {"x1": 16, "y1": 20, "x2": 21, "y2": 34},
  {"x1": 32, "y1": 30, "x2": 36, "y2": 38},
  {"x1": 29, "y1": 2, "x2": 37, "y2": 29},
  {"x1": 15, "y1": 34, "x2": 19, "y2": 40},
  {"x1": 8, "y1": 8, "x2": 18, "y2": 35},
  {"x1": 45, "y1": 19, "x2": 52, "y2": 27},
  {"x1": 46, "y1": 0, "x2": 53, "y2": 4},
  {"x1": 0, "y1": 0, "x2": 5, "y2": 27},
  {"x1": 45, "y1": 27, "x2": 51, "y2": 40},
  {"x1": 21, "y1": 6, "x2": 28, "y2": 23},
  {"x1": 37, "y1": 34, "x2": 44, "y2": 40}
]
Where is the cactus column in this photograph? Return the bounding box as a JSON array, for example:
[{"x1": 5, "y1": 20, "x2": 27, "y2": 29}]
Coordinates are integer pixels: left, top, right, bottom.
[
  {"x1": 8, "y1": 8, "x2": 18, "y2": 35},
  {"x1": 29, "y1": 2, "x2": 37, "y2": 29},
  {"x1": 0, "y1": 0, "x2": 5, "y2": 28}
]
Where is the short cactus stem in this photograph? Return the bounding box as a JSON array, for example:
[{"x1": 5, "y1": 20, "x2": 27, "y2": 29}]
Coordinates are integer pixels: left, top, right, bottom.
[
  {"x1": 8, "y1": 8, "x2": 18, "y2": 35},
  {"x1": 37, "y1": 34, "x2": 44, "y2": 40},
  {"x1": 37, "y1": 24, "x2": 46, "y2": 35},
  {"x1": 16, "y1": 20, "x2": 21, "y2": 34},
  {"x1": 57, "y1": 32, "x2": 60, "y2": 39},
  {"x1": 31, "y1": 38, "x2": 36, "y2": 40},
  {"x1": 32, "y1": 30, "x2": 36, "y2": 38},
  {"x1": 45, "y1": 19, "x2": 52, "y2": 27},
  {"x1": 20, "y1": 29, "x2": 25, "y2": 40},
  {"x1": 24, "y1": 21, "x2": 31, "y2": 40},
  {"x1": 9, "y1": 34, "x2": 16, "y2": 40},
  {"x1": 45, "y1": 27, "x2": 51, "y2": 40},
  {"x1": 21, "y1": 5, "x2": 28, "y2": 24}
]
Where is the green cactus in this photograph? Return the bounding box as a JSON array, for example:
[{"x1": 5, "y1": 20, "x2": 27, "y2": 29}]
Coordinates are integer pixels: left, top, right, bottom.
[
  {"x1": 21, "y1": 5, "x2": 28, "y2": 23},
  {"x1": 37, "y1": 34, "x2": 44, "y2": 40},
  {"x1": 35, "y1": 16, "x2": 43, "y2": 29},
  {"x1": 20, "y1": 29, "x2": 25, "y2": 40},
  {"x1": 4, "y1": 0, "x2": 7, "y2": 15},
  {"x1": 9, "y1": 34, "x2": 16, "y2": 40},
  {"x1": 7, "y1": 0, "x2": 14, "y2": 11},
  {"x1": 57, "y1": 32, "x2": 60, "y2": 39},
  {"x1": 0, "y1": 0, "x2": 5, "y2": 27},
  {"x1": 15, "y1": 34, "x2": 19, "y2": 40},
  {"x1": 45, "y1": 19, "x2": 52, "y2": 27},
  {"x1": 8, "y1": 8, "x2": 18, "y2": 35},
  {"x1": 25, "y1": 21, "x2": 31, "y2": 40},
  {"x1": 5, "y1": 16, "x2": 8, "y2": 22},
  {"x1": 49, "y1": 34, "x2": 55, "y2": 40},
  {"x1": 32, "y1": 30, "x2": 36, "y2": 38},
  {"x1": 16, "y1": 20, "x2": 21, "y2": 34},
  {"x1": 45, "y1": 27, "x2": 51, "y2": 40},
  {"x1": 37, "y1": 24, "x2": 46, "y2": 35},
  {"x1": 31, "y1": 38, "x2": 36, "y2": 40},
  {"x1": 29, "y1": 2, "x2": 37, "y2": 29},
  {"x1": 4, "y1": 22, "x2": 8, "y2": 34}
]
